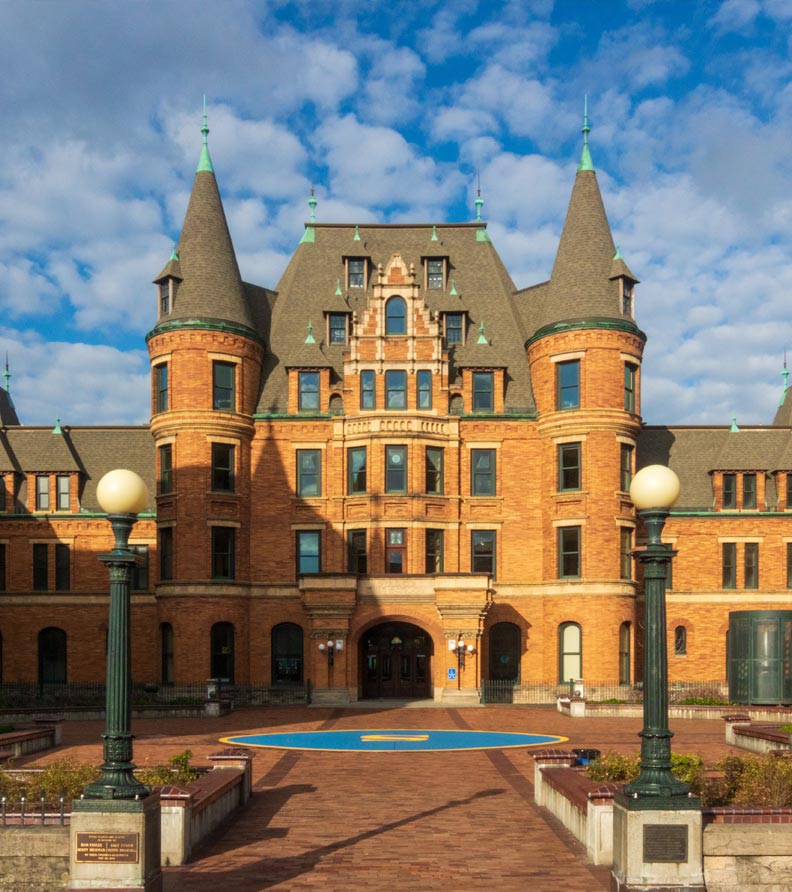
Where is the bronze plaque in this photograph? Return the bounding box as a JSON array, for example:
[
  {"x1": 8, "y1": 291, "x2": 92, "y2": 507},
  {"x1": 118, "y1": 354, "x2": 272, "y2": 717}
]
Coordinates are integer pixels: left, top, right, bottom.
[
  {"x1": 75, "y1": 831, "x2": 140, "y2": 863},
  {"x1": 643, "y1": 824, "x2": 688, "y2": 863}
]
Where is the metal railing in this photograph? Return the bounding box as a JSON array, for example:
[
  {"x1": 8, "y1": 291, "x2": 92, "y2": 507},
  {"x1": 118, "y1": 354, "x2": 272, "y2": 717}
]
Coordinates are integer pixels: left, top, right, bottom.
[
  {"x1": 0, "y1": 794, "x2": 68, "y2": 826},
  {"x1": 0, "y1": 682, "x2": 309, "y2": 711},
  {"x1": 480, "y1": 679, "x2": 730, "y2": 705}
]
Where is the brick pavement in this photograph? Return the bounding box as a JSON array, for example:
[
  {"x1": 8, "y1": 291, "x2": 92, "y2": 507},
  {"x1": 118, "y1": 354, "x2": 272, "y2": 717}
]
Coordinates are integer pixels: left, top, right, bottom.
[{"x1": 24, "y1": 705, "x2": 744, "y2": 892}]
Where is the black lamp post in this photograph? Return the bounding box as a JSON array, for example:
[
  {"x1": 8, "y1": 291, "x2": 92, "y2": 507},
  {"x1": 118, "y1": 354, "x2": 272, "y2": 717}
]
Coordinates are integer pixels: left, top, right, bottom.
[
  {"x1": 83, "y1": 469, "x2": 150, "y2": 801},
  {"x1": 624, "y1": 464, "x2": 697, "y2": 808}
]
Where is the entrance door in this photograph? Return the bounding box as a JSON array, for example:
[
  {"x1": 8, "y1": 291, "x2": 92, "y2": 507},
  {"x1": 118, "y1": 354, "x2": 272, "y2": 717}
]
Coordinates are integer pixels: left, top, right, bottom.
[{"x1": 362, "y1": 622, "x2": 431, "y2": 699}]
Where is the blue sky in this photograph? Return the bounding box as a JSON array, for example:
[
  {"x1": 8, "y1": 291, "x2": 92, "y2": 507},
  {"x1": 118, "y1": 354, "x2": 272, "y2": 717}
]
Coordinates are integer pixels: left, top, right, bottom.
[{"x1": 1, "y1": 0, "x2": 791, "y2": 426}]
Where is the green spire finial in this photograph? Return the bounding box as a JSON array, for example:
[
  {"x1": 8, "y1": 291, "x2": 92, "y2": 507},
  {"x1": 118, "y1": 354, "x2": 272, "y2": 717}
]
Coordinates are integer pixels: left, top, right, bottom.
[
  {"x1": 52, "y1": 417, "x2": 62, "y2": 435},
  {"x1": 309, "y1": 186, "x2": 317, "y2": 223},
  {"x1": 477, "y1": 321, "x2": 488, "y2": 345},
  {"x1": 170, "y1": 245, "x2": 179, "y2": 261},
  {"x1": 780, "y1": 353, "x2": 789, "y2": 406},
  {"x1": 431, "y1": 224, "x2": 438, "y2": 242},
  {"x1": 3, "y1": 352, "x2": 9, "y2": 393},
  {"x1": 475, "y1": 174, "x2": 484, "y2": 222},
  {"x1": 578, "y1": 95, "x2": 594, "y2": 172},
  {"x1": 730, "y1": 416, "x2": 739, "y2": 432},
  {"x1": 305, "y1": 320, "x2": 315, "y2": 344},
  {"x1": 614, "y1": 245, "x2": 623, "y2": 261},
  {"x1": 354, "y1": 224, "x2": 361, "y2": 242},
  {"x1": 335, "y1": 278, "x2": 342, "y2": 296},
  {"x1": 197, "y1": 95, "x2": 214, "y2": 173},
  {"x1": 450, "y1": 279, "x2": 458, "y2": 296}
]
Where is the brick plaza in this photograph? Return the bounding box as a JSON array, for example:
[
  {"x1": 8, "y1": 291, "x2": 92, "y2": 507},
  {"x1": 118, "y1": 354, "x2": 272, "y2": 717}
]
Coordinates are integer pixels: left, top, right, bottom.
[{"x1": 21, "y1": 706, "x2": 742, "y2": 891}]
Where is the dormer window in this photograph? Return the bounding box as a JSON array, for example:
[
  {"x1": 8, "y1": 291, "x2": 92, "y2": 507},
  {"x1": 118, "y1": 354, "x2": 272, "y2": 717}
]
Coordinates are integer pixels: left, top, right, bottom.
[
  {"x1": 444, "y1": 312, "x2": 464, "y2": 344},
  {"x1": 426, "y1": 258, "x2": 444, "y2": 289},
  {"x1": 328, "y1": 314, "x2": 348, "y2": 345},
  {"x1": 723, "y1": 473, "x2": 736, "y2": 509},
  {"x1": 348, "y1": 258, "x2": 366, "y2": 288},
  {"x1": 159, "y1": 281, "x2": 171, "y2": 315},
  {"x1": 622, "y1": 282, "x2": 633, "y2": 317}
]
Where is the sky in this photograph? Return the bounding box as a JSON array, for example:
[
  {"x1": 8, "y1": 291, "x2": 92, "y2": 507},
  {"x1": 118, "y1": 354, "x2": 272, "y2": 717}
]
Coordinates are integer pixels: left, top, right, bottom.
[{"x1": 1, "y1": 0, "x2": 791, "y2": 427}]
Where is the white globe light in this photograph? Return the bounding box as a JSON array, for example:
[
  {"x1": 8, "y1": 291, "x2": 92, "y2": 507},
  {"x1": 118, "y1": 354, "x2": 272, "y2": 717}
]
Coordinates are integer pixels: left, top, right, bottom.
[
  {"x1": 629, "y1": 464, "x2": 681, "y2": 510},
  {"x1": 96, "y1": 469, "x2": 149, "y2": 515}
]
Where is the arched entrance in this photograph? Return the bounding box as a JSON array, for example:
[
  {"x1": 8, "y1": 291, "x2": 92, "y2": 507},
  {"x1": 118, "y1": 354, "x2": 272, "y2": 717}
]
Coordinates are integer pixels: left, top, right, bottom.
[{"x1": 361, "y1": 622, "x2": 432, "y2": 699}]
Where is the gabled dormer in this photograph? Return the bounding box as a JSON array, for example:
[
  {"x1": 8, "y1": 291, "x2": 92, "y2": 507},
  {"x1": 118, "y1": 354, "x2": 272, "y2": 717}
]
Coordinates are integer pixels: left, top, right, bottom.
[
  {"x1": 609, "y1": 247, "x2": 639, "y2": 320},
  {"x1": 152, "y1": 249, "x2": 182, "y2": 320}
]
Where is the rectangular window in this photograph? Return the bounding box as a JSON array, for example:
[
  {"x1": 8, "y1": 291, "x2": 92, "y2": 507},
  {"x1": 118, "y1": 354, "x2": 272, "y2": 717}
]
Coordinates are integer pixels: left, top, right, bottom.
[
  {"x1": 385, "y1": 370, "x2": 407, "y2": 409},
  {"x1": 417, "y1": 370, "x2": 432, "y2": 409},
  {"x1": 787, "y1": 473, "x2": 792, "y2": 509},
  {"x1": 298, "y1": 371, "x2": 320, "y2": 412},
  {"x1": 722, "y1": 542, "x2": 736, "y2": 589},
  {"x1": 445, "y1": 313, "x2": 464, "y2": 344},
  {"x1": 296, "y1": 530, "x2": 321, "y2": 574},
  {"x1": 296, "y1": 449, "x2": 321, "y2": 497},
  {"x1": 348, "y1": 447, "x2": 367, "y2": 494},
  {"x1": 212, "y1": 443, "x2": 235, "y2": 492},
  {"x1": 624, "y1": 363, "x2": 637, "y2": 413},
  {"x1": 130, "y1": 545, "x2": 149, "y2": 591},
  {"x1": 55, "y1": 543, "x2": 70, "y2": 592},
  {"x1": 744, "y1": 542, "x2": 759, "y2": 589},
  {"x1": 348, "y1": 258, "x2": 365, "y2": 288},
  {"x1": 212, "y1": 361, "x2": 235, "y2": 411},
  {"x1": 427, "y1": 258, "x2": 444, "y2": 289},
  {"x1": 155, "y1": 363, "x2": 168, "y2": 413},
  {"x1": 347, "y1": 530, "x2": 367, "y2": 574},
  {"x1": 723, "y1": 474, "x2": 736, "y2": 509},
  {"x1": 36, "y1": 477, "x2": 49, "y2": 511},
  {"x1": 471, "y1": 530, "x2": 496, "y2": 575},
  {"x1": 360, "y1": 370, "x2": 376, "y2": 410},
  {"x1": 743, "y1": 473, "x2": 756, "y2": 510},
  {"x1": 159, "y1": 281, "x2": 170, "y2": 315},
  {"x1": 558, "y1": 526, "x2": 581, "y2": 578},
  {"x1": 56, "y1": 476, "x2": 70, "y2": 511},
  {"x1": 329, "y1": 314, "x2": 347, "y2": 344},
  {"x1": 620, "y1": 443, "x2": 634, "y2": 492},
  {"x1": 622, "y1": 283, "x2": 633, "y2": 316},
  {"x1": 159, "y1": 444, "x2": 173, "y2": 494},
  {"x1": 386, "y1": 528, "x2": 406, "y2": 573},
  {"x1": 557, "y1": 360, "x2": 580, "y2": 410},
  {"x1": 385, "y1": 445, "x2": 407, "y2": 493},
  {"x1": 33, "y1": 543, "x2": 48, "y2": 591},
  {"x1": 787, "y1": 542, "x2": 792, "y2": 589},
  {"x1": 159, "y1": 527, "x2": 174, "y2": 581},
  {"x1": 472, "y1": 371, "x2": 494, "y2": 412},
  {"x1": 425, "y1": 529, "x2": 444, "y2": 573},
  {"x1": 0, "y1": 543, "x2": 5, "y2": 592},
  {"x1": 558, "y1": 443, "x2": 581, "y2": 491},
  {"x1": 620, "y1": 528, "x2": 632, "y2": 580},
  {"x1": 211, "y1": 527, "x2": 236, "y2": 579},
  {"x1": 425, "y1": 447, "x2": 444, "y2": 494},
  {"x1": 471, "y1": 448, "x2": 496, "y2": 496}
]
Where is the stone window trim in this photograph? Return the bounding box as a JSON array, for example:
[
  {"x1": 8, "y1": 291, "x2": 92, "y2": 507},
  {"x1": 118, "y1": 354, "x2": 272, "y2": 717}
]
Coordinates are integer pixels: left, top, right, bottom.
[
  {"x1": 207, "y1": 352, "x2": 242, "y2": 365},
  {"x1": 552, "y1": 518, "x2": 587, "y2": 527},
  {"x1": 550, "y1": 350, "x2": 586, "y2": 364},
  {"x1": 289, "y1": 523, "x2": 327, "y2": 531},
  {"x1": 206, "y1": 435, "x2": 241, "y2": 446},
  {"x1": 619, "y1": 352, "x2": 641, "y2": 364},
  {"x1": 553, "y1": 434, "x2": 588, "y2": 445},
  {"x1": 29, "y1": 537, "x2": 76, "y2": 546},
  {"x1": 203, "y1": 520, "x2": 241, "y2": 528},
  {"x1": 717, "y1": 536, "x2": 763, "y2": 543}
]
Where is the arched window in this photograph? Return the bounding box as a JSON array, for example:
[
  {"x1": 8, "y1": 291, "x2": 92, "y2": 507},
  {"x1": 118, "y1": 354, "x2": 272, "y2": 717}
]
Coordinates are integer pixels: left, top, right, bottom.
[
  {"x1": 558, "y1": 622, "x2": 581, "y2": 684},
  {"x1": 449, "y1": 393, "x2": 464, "y2": 415},
  {"x1": 674, "y1": 625, "x2": 687, "y2": 656},
  {"x1": 385, "y1": 296, "x2": 406, "y2": 335},
  {"x1": 328, "y1": 393, "x2": 345, "y2": 416},
  {"x1": 619, "y1": 622, "x2": 631, "y2": 685},
  {"x1": 210, "y1": 622, "x2": 235, "y2": 683},
  {"x1": 160, "y1": 623, "x2": 174, "y2": 685},
  {"x1": 38, "y1": 627, "x2": 67, "y2": 685},
  {"x1": 488, "y1": 622, "x2": 520, "y2": 682},
  {"x1": 272, "y1": 623, "x2": 304, "y2": 686}
]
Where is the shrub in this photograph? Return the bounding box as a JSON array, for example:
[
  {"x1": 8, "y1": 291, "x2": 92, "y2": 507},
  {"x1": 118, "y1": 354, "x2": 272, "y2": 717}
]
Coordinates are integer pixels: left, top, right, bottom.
[
  {"x1": 585, "y1": 752, "x2": 641, "y2": 783},
  {"x1": 779, "y1": 724, "x2": 792, "y2": 733},
  {"x1": 729, "y1": 754, "x2": 792, "y2": 808},
  {"x1": 0, "y1": 724, "x2": 15, "y2": 734},
  {"x1": 0, "y1": 758, "x2": 100, "y2": 803},
  {"x1": 137, "y1": 749, "x2": 199, "y2": 787},
  {"x1": 668, "y1": 686, "x2": 730, "y2": 706}
]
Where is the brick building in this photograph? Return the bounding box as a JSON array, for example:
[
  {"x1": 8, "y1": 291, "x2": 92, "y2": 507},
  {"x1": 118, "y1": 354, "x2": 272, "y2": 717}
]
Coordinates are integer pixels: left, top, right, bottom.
[{"x1": 1, "y1": 121, "x2": 790, "y2": 703}]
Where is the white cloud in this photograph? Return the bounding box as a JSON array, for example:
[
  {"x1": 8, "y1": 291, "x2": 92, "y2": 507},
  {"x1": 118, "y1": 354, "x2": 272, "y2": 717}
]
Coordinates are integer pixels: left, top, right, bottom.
[{"x1": 709, "y1": 0, "x2": 761, "y2": 34}]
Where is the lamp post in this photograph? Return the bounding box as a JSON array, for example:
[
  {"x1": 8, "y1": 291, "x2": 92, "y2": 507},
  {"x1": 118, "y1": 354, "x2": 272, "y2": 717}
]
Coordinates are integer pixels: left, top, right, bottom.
[
  {"x1": 450, "y1": 636, "x2": 475, "y2": 690},
  {"x1": 624, "y1": 464, "x2": 695, "y2": 807},
  {"x1": 83, "y1": 469, "x2": 150, "y2": 801}
]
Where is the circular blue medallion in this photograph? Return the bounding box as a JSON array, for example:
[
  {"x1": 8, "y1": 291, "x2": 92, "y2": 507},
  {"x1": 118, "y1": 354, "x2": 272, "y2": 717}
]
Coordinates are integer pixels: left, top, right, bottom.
[{"x1": 221, "y1": 729, "x2": 567, "y2": 752}]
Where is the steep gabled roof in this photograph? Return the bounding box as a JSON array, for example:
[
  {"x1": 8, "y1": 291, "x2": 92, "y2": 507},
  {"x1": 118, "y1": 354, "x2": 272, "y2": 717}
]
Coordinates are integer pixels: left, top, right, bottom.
[
  {"x1": 0, "y1": 387, "x2": 19, "y2": 426},
  {"x1": 773, "y1": 384, "x2": 792, "y2": 426}
]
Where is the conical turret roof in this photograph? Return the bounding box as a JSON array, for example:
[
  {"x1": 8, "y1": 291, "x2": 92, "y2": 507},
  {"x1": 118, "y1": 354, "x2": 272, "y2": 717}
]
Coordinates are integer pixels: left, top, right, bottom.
[{"x1": 152, "y1": 113, "x2": 253, "y2": 334}]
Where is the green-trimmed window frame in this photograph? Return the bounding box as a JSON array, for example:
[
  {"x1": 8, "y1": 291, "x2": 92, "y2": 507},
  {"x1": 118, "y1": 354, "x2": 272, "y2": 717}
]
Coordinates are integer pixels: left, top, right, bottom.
[
  {"x1": 471, "y1": 448, "x2": 496, "y2": 496},
  {"x1": 212, "y1": 361, "x2": 235, "y2": 412},
  {"x1": 744, "y1": 542, "x2": 759, "y2": 590},
  {"x1": 472, "y1": 372, "x2": 494, "y2": 413},
  {"x1": 556, "y1": 360, "x2": 580, "y2": 410},
  {"x1": 624, "y1": 363, "x2": 637, "y2": 413},
  {"x1": 620, "y1": 443, "x2": 633, "y2": 493},
  {"x1": 619, "y1": 527, "x2": 632, "y2": 580},
  {"x1": 385, "y1": 445, "x2": 408, "y2": 493},
  {"x1": 385, "y1": 370, "x2": 407, "y2": 409},
  {"x1": 425, "y1": 446, "x2": 444, "y2": 494},
  {"x1": 159, "y1": 527, "x2": 174, "y2": 581},
  {"x1": 417, "y1": 369, "x2": 432, "y2": 409},
  {"x1": 159, "y1": 443, "x2": 173, "y2": 495},
  {"x1": 296, "y1": 530, "x2": 321, "y2": 575},
  {"x1": 298, "y1": 371, "x2": 320, "y2": 412},
  {"x1": 722, "y1": 542, "x2": 736, "y2": 589},
  {"x1": 558, "y1": 526, "x2": 581, "y2": 578},
  {"x1": 296, "y1": 449, "x2": 321, "y2": 498},
  {"x1": 723, "y1": 474, "x2": 737, "y2": 509},
  {"x1": 471, "y1": 530, "x2": 496, "y2": 575},
  {"x1": 155, "y1": 363, "x2": 168, "y2": 413},
  {"x1": 360, "y1": 370, "x2": 376, "y2": 410},
  {"x1": 211, "y1": 443, "x2": 235, "y2": 493},
  {"x1": 425, "y1": 529, "x2": 444, "y2": 573},
  {"x1": 211, "y1": 526, "x2": 236, "y2": 580},
  {"x1": 743, "y1": 473, "x2": 757, "y2": 510},
  {"x1": 347, "y1": 446, "x2": 367, "y2": 495},
  {"x1": 558, "y1": 443, "x2": 581, "y2": 492}
]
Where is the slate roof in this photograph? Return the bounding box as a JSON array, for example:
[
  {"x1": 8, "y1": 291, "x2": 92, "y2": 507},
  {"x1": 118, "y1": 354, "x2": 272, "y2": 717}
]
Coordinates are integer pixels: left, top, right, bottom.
[
  {"x1": 150, "y1": 169, "x2": 254, "y2": 335},
  {"x1": 638, "y1": 426, "x2": 792, "y2": 511},
  {"x1": 773, "y1": 386, "x2": 792, "y2": 426},
  {"x1": 256, "y1": 223, "x2": 535, "y2": 414},
  {"x1": 0, "y1": 388, "x2": 19, "y2": 426},
  {"x1": 0, "y1": 427, "x2": 154, "y2": 514}
]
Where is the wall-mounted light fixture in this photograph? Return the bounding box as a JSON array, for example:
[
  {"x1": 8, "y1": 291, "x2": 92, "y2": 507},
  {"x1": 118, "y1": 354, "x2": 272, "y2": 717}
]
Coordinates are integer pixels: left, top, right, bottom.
[
  {"x1": 318, "y1": 638, "x2": 343, "y2": 668},
  {"x1": 449, "y1": 635, "x2": 475, "y2": 689}
]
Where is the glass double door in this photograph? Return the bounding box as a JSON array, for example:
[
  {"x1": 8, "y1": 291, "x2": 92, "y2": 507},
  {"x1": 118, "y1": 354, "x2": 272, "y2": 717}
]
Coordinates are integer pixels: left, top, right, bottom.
[{"x1": 362, "y1": 622, "x2": 431, "y2": 699}]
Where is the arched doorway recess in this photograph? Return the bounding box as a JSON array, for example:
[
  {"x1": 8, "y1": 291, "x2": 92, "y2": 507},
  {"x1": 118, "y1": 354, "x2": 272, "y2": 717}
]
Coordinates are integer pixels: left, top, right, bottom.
[{"x1": 361, "y1": 621, "x2": 432, "y2": 699}]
